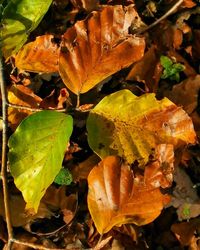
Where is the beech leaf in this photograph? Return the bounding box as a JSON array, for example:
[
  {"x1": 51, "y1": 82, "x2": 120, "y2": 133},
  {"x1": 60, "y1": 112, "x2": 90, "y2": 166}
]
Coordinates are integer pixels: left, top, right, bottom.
[
  {"x1": 15, "y1": 35, "x2": 60, "y2": 73},
  {"x1": 87, "y1": 155, "x2": 171, "y2": 234},
  {"x1": 7, "y1": 84, "x2": 42, "y2": 130},
  {"x1": 1, "y1": 0, "x2": 53, "y2": 58},
  {"x1": 59, "y1": 5, "x2": 145, "y2": 94},
  {"x1": 8, "y1": 111, "x2": 73, "y2": 213},
  {"x1": 87, "y1": 90, "x2": 196, "y2": 165}
]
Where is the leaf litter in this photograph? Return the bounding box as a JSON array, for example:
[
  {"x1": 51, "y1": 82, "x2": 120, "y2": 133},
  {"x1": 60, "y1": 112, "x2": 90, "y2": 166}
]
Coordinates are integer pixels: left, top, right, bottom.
[{"x1": 0, "y1": 0, "x2": 200, "y2": 249}]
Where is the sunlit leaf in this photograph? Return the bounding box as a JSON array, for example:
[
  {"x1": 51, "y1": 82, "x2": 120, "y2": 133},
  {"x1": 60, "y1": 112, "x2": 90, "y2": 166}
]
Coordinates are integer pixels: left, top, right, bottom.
[
  {"x1": 87, "y1": 90, "x2": 196, "y2": 165},
  {"x1": 59, "y1": 5, "x2": 145, "y2": 94},
  {"x1": 8, "y1": 111, "x2": 73, "y2": 213},
  {"x1": 87, "y1": 155, "x2": 171, "y2": 234},
  {"x1": 1, "y1": 0, "x2": 53, "y2": 58},
  {"x1": 15, "y1": 35, "x2": 60, "y2": 73},
  {"x1": 8, "y1": 84, "x2": 42, "y2": 130}
]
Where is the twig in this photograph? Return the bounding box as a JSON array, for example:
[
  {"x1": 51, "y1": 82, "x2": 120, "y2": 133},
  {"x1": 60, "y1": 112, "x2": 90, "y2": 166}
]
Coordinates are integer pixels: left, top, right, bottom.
[
  {"x1": 137, "y1": 0, "x2": 184, "y2": 34},
  {"x1": 0, "y1": 56, "x2": 13, "y2": 249},
  {"x1": 11, "y1": 239, "x2": 65, "y2": 250},
  {"x1": 6, "y1": 103, "x2": 66, "y2": 113}
]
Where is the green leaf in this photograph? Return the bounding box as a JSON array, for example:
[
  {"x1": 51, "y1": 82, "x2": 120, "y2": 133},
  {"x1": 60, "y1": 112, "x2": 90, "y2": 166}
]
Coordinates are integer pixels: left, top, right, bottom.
[
  {"x1": 160, "y1": 56, "x2": 185, "y2": 82},
  {"x1": 8, "y1": 111, "x2": 73, "y2": 213},
  {"x1": 1, "y1": 0, "x2": 53, "y2": 58},
  {"x1": 54, "y1": 168, "x2": 73, "y2": 185},
  {"x1": 87, "y1": 90, "x2": 196, "y2": 165}
]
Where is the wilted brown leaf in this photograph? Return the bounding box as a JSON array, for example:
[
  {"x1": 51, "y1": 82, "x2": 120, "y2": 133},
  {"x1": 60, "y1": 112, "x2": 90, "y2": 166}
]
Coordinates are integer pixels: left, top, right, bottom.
[
  {"x1": 87, "y1": 155, "x2": 172, "y2": 234},
  {"x1": 171, "y1": 219, "x2": 200, "y2": 247},
  {"x1": 59, "y1": 5, "x2": 145, "y2": 94},
  {"x1": 7, "y1": 84, "x2": 42, "y2": 130},
  {"x1": 165, "y1": 75, "x2": 200, "y2": 115},
  {"x1": 126, "y1": 45, "x2": 162, "y2": 92},
  {"x1": 15, "y1": 35, "x2": 60, "y2": 73}
]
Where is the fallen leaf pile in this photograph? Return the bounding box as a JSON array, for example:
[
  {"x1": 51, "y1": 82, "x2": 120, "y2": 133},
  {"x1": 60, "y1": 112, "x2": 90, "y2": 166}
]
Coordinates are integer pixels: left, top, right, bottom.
[{"x1": 0, "y1": 0, "x2": 200, "y2": 249}]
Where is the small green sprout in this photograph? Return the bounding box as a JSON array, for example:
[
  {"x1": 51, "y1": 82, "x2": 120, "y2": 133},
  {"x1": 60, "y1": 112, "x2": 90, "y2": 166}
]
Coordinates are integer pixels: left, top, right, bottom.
[
  {"x1": 160, "y1": 55, "x2": 185, "y2": 82},
  {"x1": 54, "y1": 168, "x2": 73, "y2": 185}
]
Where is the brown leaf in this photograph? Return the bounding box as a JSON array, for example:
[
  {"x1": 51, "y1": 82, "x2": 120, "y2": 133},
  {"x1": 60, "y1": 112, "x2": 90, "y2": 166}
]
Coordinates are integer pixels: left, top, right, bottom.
[
  {"x1": 71, "y1": 154, "x2": 100, "y2": 181},
  {"x1": 59, "y1": 5, "x2": 145, "y2": 94},
  {"x1": 39, "y1": 88, "x2": 70, "y2": 110},
  {"x1": 0, "y1": 191, "x2": 53, "y2": 227},
  {"x1": 126, "y1": 45, "x2": 162, "y2": 92},
  {"x1": 171, "y1": 219, "x2": 200, "y2": 247},
  {"x1": 165, "y1": 75, "x2": 200, "y2": 115},
  {"x1": 7, "y1": 84, "x2": 42, "y2": 130},
  {"x1": 70, "y1": 0, "x2": 99, "y2": 11},
  {"x1": 87, "y1": 155, "x2": 171, "y2": 234},
  {"x1": 15, "y1": 35, "x2": 60, "y2": 73}
]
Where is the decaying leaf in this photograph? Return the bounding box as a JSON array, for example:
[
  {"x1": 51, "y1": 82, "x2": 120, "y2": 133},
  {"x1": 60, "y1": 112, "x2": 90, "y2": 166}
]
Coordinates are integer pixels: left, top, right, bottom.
[
  {"x1": 8, "y1": 111, "x2": 73, "y2": 213},
  {"x1": 87, "y1": 90, "x2": 196, "y2": 165},
  {"x1": 8, "y1": 84, "x2": 42, "y2": 130},
  {"x1": 0, "y1": 191, "x2": 53, "y2": 227},
  {"x1": 87, "y1": 155, "x2": 172, "y2": 234},
  {"x1": 171, "y1": 219, "x2": 200, "y2": 247},
  {"x1": 126, "y1": 45, "x2": 161, "y2": 92},
  {"x1": 1, "y1": 0, "x2": 53, "y2": 58},
  {"x1": 15, "y1": 35, "x2": 60, "y2": 73},
  {"x1": 59, "y1": 5, "x2": 145, "y2": 94},
  {"x1": 165, "y1": 75, "x2": 200, "y2": 115}
]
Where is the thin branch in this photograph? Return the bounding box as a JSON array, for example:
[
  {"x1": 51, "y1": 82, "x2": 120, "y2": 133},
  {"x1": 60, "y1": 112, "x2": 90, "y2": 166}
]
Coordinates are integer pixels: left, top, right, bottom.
[
  {"x1": 6, "y1": 102, "x2": 66, "y2": 113},
  {"x1": 137, "y1": 0, "x2": 184, "y2": 34},
  {"x1": 0, "y1": 55, "x2": 13, "y2": 249}
]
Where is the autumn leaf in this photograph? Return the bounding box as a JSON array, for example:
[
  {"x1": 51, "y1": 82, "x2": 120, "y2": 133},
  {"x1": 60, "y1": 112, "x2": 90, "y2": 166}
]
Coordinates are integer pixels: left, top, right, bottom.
[
  {"x1": 87, "y1": 155, "x2": 171, "y2": 234},
  {"x1": 1, "y1": 0, "x2": 53, "y2": 58},
  {"x1": 15, "y1": 35, "x2": 60, "y2": 73},
  {"x1": 8, "y1": 84, "x2": 42, "y2": 130},
  {"x1": 59, "y1": 5, "x2": 145, "y2": 94},
  {"x1": 87, "y1": 90, "x2": 196, "y2": 165},
  {"x1": 8, "y1": 111, "x2": 73, "y2": 213}
]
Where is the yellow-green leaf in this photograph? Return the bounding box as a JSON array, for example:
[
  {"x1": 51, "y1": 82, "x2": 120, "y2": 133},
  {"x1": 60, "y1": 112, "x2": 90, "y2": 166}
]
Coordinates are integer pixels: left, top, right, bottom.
[
  {"x1": 87, "y1": 90, "x2": 196, "y2": 165},
  {"x1": 8, "y1": 111, "x2": 73, "y2": 213}
]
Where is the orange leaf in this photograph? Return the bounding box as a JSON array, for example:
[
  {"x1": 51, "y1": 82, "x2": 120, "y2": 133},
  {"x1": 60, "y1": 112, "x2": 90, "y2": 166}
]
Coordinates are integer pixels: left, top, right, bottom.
[
  {"x1": 15, "y1": 35, "x2": 60, "y2": 73},
  {"x1": 8, "y1": 84, "x2": 42, "y2": 130},
  {"x1": 87, "y1": 155, "x2": 171, "y2": 234},
  {"x1": 59, "y1": 5, "x2": 145, "y2": 94}
]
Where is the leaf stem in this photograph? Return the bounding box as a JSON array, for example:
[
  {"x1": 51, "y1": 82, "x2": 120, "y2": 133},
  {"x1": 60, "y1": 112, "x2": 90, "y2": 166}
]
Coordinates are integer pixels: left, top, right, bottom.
[
  {"x1": 0, "y1": 55, "x2": 13, "y2": 249},
  {"x1": 137, "y1": 0, "x2": 184, "y2": 34}
]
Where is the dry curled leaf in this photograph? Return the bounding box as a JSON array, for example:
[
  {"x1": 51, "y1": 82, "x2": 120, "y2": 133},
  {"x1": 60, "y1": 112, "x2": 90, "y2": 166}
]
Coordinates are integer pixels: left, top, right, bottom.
[
  {"x1": 15, "y1": 35, "x2": 60, "y2": 73},
  {"x1": 7, "y1": 84, "x2": 42, "y2": 130},
  {"x1": 87, "y1": 155, "x2": 171, "y2": 234},
  {"x1": 59, "y1": 5, "x2": 145, "y2": 94}
]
